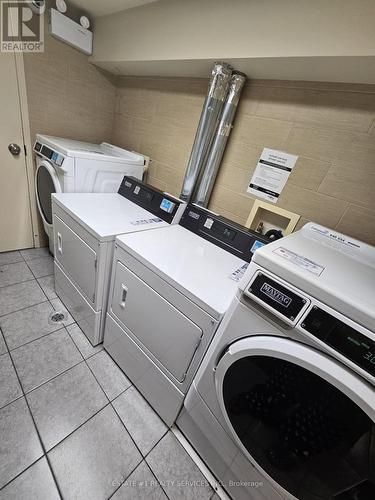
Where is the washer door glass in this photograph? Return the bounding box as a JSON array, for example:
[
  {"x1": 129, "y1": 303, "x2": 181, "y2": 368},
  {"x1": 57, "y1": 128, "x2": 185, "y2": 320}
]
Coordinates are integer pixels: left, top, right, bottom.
[
  {"x1": 218, "y1": 338, "x2": 375, "y2": 500},
  {"x1": 36, "y1": 161, "x2": 61, "y2": 225}
]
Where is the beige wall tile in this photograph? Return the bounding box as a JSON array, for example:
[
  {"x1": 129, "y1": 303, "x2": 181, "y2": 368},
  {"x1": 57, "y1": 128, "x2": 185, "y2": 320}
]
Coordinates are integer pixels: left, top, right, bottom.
[
  {"x1": 231, "y1": 114, "x2": 293, "y2": 150},
  {"x1": 336, "y1": 205, "x2": 375, "y2": 245},
  {"x1": 215, "y1": 163, "x2": 251, "y2": 194},
  {"x1": 289, "y1": 156, "x2": 331, "y2": 191},
  {"x1": 25, "y1": 31, "x2": 116, "y2": 144},
  {"x1": 221, "y1": 140, "x2": 263, "y2": 171},
  {"x1": 110, "y1": 77, "x2": 375, "y2": 244},
  {"x1": 319, "y1": 160, "x2": 375, "y2": 208},
  {"x1": 255, "y1": 86, "x2": 375, "y2": 132},
  {"x1": 26, "y1": 50, "x2": 375, "y2": 246},
  {"x1": 209, "y1": 185, "x2": 255, "y2": 220},
  {"x1": 146, "y1": 176, "x2": 167, "y2": 192},
  {"x1": 285, "y1": 126, "x2": 350, "y2": 161},
  {"x1": 278, "y1": 184, "x2": 348, "y2": 228},
  {"x1": 209, "y1": 204, "x2": 247, "y2": 226}
]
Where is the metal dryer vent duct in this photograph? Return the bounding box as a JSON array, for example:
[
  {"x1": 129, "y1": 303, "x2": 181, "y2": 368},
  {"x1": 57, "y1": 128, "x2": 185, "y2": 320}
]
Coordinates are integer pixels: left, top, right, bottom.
[
  {"x1": 180, "y1": 62, "x2": 232, "y2": 203},
  {"x1": 193, "y1": 71, "x2": 247, "y2": 207}
]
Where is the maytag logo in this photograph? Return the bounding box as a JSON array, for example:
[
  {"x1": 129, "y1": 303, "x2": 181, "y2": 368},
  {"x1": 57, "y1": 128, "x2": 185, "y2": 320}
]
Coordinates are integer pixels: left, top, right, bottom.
[{"x1": 260, "y1": 283, "x2": 292, "y2": 308}]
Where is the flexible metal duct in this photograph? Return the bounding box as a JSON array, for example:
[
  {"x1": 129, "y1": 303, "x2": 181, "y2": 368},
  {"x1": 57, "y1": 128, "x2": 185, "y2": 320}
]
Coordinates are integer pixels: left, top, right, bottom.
[
  {"x1": 193, "y1": 71, "x2": 246, "y2": 207},
  {"x1": 180, "y1": 62, "x2": 232, "y2": 202}
]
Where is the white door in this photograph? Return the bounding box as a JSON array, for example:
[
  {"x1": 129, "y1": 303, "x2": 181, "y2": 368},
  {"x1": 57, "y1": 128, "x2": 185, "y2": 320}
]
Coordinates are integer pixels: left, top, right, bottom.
[
  {"x1": 215, "y1": 335, "x2": 375, "y2": 500},
  {"x1": 0, "y1": 52, "x2": 33, "y2": 252}
]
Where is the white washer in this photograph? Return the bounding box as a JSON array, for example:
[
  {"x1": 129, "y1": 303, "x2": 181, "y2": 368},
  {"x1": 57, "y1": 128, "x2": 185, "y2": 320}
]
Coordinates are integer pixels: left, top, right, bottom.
[
  {"x1": 34, "y1": 134, "x2": 146, "y2": 253},
  {"x1": 104, "y1": 205, "x2": 270, "y2": 425},
  {"x1": 177, "y1": 223, "x2": 375, "y2": 500},
  {"x1": 52, "y1": 176, "x2": 186, "y2": 346}
]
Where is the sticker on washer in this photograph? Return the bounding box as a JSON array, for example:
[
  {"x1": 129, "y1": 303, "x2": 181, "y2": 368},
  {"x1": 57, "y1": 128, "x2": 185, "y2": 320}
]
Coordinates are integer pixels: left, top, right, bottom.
[
  {"x1": 273, "y1": 247, "x2": 325, "y2": 276},
  {"x1": 229, "y1": 263, "x2": 249, "y2": 282},
  {"x1": 130, "y1": 217, "x2": 163, "y2": 226}
]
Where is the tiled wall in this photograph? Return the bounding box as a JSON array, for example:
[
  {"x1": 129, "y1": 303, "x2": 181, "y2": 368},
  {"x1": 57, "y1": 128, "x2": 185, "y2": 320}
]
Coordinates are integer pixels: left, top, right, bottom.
[
  {"x1": 113, "y1": 77, "x2": 375, "y2": 245},
  {"x1": 24, "y1": 30, "x2": 117, "y2": 144},
  {"x1": 23, "y1": 28, "x2": 117, "y2": 245}
]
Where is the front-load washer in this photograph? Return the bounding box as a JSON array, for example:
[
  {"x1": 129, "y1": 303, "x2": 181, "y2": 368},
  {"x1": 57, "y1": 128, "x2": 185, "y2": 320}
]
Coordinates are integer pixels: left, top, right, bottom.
[
  {"x1": 52, "y1": 176, "x2": 186, "y2": 346},
  {"x1": 34, "y1": 134, "x2": 146, "y2": 253},
  {"x1": 104, "y1": 204, "x2": 271, "y2": 426},
  {"x1": 177, "y1": 222, "x2": 375, "y2": 500}
]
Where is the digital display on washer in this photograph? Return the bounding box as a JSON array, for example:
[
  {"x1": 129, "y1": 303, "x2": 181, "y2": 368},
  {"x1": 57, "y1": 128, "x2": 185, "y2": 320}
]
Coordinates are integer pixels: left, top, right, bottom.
[
  {"x1": 41, "y1": 145, "x2": 54, "y2": 160},
  {"x1": 302, "y1": 307, "x2": 375, "y2": 377}
]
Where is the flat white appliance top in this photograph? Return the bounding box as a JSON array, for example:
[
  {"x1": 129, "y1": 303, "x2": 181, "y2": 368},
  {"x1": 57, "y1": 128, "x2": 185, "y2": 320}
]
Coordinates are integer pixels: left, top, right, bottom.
[
  {"x1": 36, "y1": 134, "x2": 144, "y2": 164},
  {"x1": 52, "y1": 193, "x2": 170, "y2": 241},
  {"x1": 116, "y1": 225, "x2": 249, "y2": 320},
  {"x1": 251, "y1": 222, "x2": 375, "y2": 332}
]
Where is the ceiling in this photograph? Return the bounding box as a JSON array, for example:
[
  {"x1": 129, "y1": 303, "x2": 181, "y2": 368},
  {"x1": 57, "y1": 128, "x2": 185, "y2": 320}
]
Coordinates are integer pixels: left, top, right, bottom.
[{"x1": 69, "y1": 0, "x2": 160, "y2": 18}]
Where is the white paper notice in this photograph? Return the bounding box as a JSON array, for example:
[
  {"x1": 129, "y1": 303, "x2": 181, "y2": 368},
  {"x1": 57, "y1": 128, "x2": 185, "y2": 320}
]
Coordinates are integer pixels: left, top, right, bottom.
[{"x1": 247, "y1": 148, "x2": 298, "y2": 203}]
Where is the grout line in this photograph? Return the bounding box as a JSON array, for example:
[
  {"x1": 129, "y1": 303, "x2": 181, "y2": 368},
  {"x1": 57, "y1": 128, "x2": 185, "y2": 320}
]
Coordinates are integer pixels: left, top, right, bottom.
[
  {"x1": 81, "y1": 347, "x2": 173, "y2": 498},
  {"x1": 45, "y1": 401, "x2": 112, "y2": 455},
  {"x1": 6, "y1": 325, "x2": 67, "y2": 354},
  {"x1": 0, "y1": 297, "x2": 50, "y2": 319},
  {"x1": 335, "y1": 203, "x2": 351, "y2": 230},
  {"x1": 0, "y1": 332, "x2": 64, "y2": 499},
  {"x1": 0, "y1": 275, "x2": 36, "y2": 291},
  {"x1": 0, "y1": 456, "x2": 53, "y2": 495}
]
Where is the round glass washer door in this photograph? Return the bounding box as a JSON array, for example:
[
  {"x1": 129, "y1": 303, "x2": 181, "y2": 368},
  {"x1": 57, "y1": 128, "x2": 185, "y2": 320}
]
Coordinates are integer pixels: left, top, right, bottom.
[
  {"x1": 35, "y1": 160, "x2": 61, "y2": 226},
  {"x1": 215, "y1": 335, "x2": 375, "y2": 500}
]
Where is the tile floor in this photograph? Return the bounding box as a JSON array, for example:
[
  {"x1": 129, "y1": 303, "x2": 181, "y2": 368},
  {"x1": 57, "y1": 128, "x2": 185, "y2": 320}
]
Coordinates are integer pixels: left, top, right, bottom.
[{"x1": 0, "y1": 248, "x2": 216, "y2": 500}]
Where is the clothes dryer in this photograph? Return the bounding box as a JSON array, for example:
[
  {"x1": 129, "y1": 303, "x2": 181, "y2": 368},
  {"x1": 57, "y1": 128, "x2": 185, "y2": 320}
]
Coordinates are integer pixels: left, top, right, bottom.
[
  {"x1": 52, "y1": 176, "x2": 185, "y2": 345},
  {"x1": 104, "y1": 205, "x2": 270, "y2": 425}
]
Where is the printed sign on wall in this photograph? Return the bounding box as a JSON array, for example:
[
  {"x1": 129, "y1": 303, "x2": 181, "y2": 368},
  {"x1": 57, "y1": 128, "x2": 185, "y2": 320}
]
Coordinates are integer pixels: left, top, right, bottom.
[{"x1": 247, "y1": 148, "x2": 298, "y2": 203}]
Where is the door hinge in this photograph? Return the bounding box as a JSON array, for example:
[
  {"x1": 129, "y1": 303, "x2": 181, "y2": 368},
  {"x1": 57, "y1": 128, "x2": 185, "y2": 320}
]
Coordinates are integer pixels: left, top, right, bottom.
[
  {"x1": 94, "y1": 258, "x2": 97, "y2": 269},
  {"x1": 24, "y1": 144, "x2": 27, "y2": 156}
]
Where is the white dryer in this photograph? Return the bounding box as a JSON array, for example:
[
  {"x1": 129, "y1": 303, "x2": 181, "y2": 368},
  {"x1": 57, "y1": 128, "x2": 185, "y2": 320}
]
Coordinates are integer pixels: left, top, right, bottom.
[
  {"x1": 177, "y1": 223, "x2": 375, "y2": 500},
  {"x1": 104, "y1": 205, "x2": 270, "y2": 425},
  {"x1": 52, "y1": 176, "x2": 186, "y2": 346},
  {"x1": 34, "y1": 134, "x2": 146, "y2": 253}
]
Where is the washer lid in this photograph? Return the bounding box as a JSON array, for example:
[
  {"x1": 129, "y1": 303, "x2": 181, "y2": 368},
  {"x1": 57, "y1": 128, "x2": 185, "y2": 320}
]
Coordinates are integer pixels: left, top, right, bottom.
[
  {"x1": 215, "y1": 335, "x2": 375, "y2": 500},
  {"x1": 36, "y1": 160, "x2": 61, "y2": 226},
  {"x1": 115, "y1": 225, "x2": 249, "y2": 319},
  {"x1": 249, "y1": 223, "x2": 375, "y2": 332}
]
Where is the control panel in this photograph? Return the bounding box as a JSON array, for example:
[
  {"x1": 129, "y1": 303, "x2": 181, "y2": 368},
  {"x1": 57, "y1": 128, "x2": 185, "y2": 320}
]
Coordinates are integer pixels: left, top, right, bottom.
[
  {"x1": 34, "y1": 141, "x2": 64, "y2": 166},
  {"x1": 117, "y1": 176, "x2": 185, "y2": 224},
  {"x1": 179, "y1": 204, "x2": 271, "y2": 262},
  {"x1": 301, "y1": 307, "x2": 375, "y2": 378}
]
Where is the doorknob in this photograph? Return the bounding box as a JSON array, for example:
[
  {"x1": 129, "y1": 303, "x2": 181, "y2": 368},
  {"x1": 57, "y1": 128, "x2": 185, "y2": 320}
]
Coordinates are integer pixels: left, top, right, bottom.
[{"x1": 8, "y1": 143, "x2": 21, "y2": 156}]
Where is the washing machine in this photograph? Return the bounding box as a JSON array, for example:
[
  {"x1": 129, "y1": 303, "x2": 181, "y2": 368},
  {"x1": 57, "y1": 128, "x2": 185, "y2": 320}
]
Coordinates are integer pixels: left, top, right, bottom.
[
  {"x1": 177, "y1": 223, "x2": 375, "y2": 500},
  {"x1": 52, "y1": 176, "x2": 186, "y2": 346},
  {"x1": 104, "y1": 204, "x2": 270, "y2": 425},
  {"x1": 34, "y1": 134, "x2": 146, "y2": 253}
]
